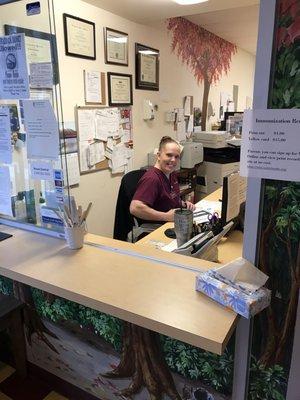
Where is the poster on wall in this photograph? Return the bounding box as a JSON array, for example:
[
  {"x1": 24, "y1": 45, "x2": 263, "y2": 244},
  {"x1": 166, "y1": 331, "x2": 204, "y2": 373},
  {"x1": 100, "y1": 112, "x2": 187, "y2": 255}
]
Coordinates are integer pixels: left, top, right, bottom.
[{"x1": 0, "y1": 33, "x2": 30, "y2": 99}]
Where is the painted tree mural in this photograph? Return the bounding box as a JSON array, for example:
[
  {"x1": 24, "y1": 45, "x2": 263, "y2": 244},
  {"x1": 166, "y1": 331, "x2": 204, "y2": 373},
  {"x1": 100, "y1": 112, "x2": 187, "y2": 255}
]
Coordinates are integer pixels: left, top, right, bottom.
[
  {"x1": 249, "y1": 0, "x2": 300, "y2": 398},
  {"x1": 167, "y1": 17, "x2": 236, "y2": 131}
]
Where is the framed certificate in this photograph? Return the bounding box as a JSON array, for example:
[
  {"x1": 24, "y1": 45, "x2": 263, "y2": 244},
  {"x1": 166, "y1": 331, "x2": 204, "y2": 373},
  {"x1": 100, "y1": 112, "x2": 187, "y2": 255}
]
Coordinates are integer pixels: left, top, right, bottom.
[
  {"x1": 104, "y1": 27, "x2": 128, "y2": 66},
  {"x1": 135, "y1": 43, "x2": 159, "y2": 91},
  {"x1": 63, "y1": 14, "x2": 96, "y2": 60},
  {"x1": 107, "y1": 73, "x2": 133, "y2": 106}
]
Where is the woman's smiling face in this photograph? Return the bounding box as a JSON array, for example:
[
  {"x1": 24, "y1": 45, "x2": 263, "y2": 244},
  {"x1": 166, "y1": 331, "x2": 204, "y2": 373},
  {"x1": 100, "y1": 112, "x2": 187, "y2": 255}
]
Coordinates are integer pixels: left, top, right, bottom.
[{"x1": 156, "y1": 142, "x2": 180, "y2": 174}]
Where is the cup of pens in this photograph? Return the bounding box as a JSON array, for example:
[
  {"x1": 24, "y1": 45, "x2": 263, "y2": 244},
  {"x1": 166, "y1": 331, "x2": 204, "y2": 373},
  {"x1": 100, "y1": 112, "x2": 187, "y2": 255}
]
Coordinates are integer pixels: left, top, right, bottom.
[
  {"x1": 57, "y1": 201, "x2": 92, "y2": 250},
  {"x1": 64, "y1": 225, "x2": 86, "y2": 250}
]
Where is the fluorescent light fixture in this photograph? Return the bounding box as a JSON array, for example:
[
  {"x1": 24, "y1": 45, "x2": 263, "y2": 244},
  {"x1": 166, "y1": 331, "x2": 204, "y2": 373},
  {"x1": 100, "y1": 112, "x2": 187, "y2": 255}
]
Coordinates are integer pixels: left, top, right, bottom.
[{"x1": 173, "y1": 0, "x2": 209, "y2": 5}]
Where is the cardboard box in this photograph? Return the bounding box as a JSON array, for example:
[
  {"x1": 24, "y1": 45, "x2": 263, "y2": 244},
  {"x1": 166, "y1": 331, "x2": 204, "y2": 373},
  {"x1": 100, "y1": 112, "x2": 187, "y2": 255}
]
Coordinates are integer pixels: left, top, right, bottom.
[{"x1": 195, "y1": 258, "x2": 271, "y2": 318}]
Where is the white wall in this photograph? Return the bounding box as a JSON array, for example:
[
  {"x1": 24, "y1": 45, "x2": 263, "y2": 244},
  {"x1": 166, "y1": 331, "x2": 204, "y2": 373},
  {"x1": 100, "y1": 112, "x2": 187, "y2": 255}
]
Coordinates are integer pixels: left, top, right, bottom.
[{"x1": 54, "y1": 0, "x2": 255, "y2": 237}]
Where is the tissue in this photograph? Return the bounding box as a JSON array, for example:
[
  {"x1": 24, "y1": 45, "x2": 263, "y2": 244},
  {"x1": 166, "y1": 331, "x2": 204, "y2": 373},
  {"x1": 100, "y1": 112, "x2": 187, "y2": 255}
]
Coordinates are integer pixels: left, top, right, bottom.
[{"x1": 195, "y1": 257, "x2": 271, "y2": 318}]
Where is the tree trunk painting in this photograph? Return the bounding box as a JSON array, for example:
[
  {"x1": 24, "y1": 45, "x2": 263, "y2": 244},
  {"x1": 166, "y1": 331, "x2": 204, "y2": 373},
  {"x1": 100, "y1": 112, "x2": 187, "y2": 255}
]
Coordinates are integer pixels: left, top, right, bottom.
[
  {"x1": 13, "y1": 281, "x2": 58, "y2": 354},
  {"x1": 201, "y1": 78, "x2": 210, "y2": 131},
  {"x1": 102, "y1": 322, "x2": 181, "y2": 400}
]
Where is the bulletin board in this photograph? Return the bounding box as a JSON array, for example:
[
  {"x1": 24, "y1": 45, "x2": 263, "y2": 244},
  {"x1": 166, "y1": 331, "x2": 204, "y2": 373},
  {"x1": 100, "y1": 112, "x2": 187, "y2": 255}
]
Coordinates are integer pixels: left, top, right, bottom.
[{"x1": 76, "y1": 106, "x2": 133, "y2": 175}]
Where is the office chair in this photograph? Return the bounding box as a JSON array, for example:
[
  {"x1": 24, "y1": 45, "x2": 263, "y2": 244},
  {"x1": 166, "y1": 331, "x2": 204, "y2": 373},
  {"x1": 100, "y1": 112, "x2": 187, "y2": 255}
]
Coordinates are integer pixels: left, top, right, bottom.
[{"x1": 113, "y1": 169, "x2": 161, "y2": 243}]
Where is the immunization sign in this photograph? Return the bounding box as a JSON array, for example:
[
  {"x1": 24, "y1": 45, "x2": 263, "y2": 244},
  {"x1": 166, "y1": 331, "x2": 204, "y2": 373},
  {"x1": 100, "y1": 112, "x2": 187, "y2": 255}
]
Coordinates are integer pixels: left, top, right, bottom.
[
  {"x1": 0, "y1": 33, "x2": 29, "y2": 99},
  {"x1": 240, "y1": 109, "x2": 300, "y2": 182}
]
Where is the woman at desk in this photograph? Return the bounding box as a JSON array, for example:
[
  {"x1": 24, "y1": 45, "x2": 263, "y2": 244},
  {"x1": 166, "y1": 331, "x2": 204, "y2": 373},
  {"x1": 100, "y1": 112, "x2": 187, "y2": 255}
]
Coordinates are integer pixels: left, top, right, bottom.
[{"x1": 130, "y1": 136, "x2": 195, "y2": 222}]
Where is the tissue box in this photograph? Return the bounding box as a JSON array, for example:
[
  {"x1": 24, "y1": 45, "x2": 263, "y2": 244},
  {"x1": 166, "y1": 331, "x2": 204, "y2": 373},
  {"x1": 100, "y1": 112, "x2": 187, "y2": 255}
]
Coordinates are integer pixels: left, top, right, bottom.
[{"x1": 195, "y1": 264, "x2": 271, "y2": 318}]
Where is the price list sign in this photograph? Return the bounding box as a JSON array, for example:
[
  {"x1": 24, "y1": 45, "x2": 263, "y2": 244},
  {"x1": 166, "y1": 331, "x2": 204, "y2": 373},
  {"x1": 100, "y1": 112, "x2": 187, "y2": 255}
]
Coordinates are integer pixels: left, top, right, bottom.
[{"x1": 240, "y1": 109, "x2": 300, "y2": 182}]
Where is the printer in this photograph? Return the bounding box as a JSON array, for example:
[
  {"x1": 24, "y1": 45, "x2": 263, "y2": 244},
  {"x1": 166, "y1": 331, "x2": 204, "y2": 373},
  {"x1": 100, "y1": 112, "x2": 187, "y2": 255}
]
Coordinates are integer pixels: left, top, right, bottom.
[
  {"x1": 180, "y1": 141, "x2": 203, "y2": 168},
  {"x1": 193, "y1": 130, "x2": 229, "y2": 149}
]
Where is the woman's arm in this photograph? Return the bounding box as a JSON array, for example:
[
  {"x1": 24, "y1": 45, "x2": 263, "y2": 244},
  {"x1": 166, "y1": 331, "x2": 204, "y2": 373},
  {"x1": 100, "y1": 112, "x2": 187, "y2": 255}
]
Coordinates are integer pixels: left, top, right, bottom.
[{"x1": 130, "y1": 200, "x2": 175, "y2": 222}]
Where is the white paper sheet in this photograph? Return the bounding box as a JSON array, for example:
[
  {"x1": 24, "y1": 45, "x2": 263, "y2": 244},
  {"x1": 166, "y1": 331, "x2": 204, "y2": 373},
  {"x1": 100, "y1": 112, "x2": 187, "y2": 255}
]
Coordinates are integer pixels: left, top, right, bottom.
[
  {"x1": 63, "y1": 153, "x2": 80, "y2": 186},
  {"x1": 78, "y1": 109, "x2": 96, "y2": 142},
  {"x1": 184, "y1": 95, "x2": 192, "y2": 116},
  {"x1": 0, "y1": 106, "x2": 12, "y2": 164},
  {"x1": 87, "y1": 141, "x2": 105, "y2": 168},
  {"x1": 193, "y1": 200, "x2": 222, "y2": 224},
  {"x1": 84, "y1": 70, "x2": 102, "y2": 103},
  {"x1": 175, "y1": 108, "x2": 186, "y2": 142},
  {"x1": 79, "y1": 141, "x2": 89, "y2": 172},
  {"x1": 23, "y1": 100, "x2": 59, "y2": 160},
  {"x1": 29, "y1": 62, "x2": 53, "y2": 88},
  {"x1": 30, "y1": 160, "x2": 53, "y2": 180},
  {"x1": 111, "y1": 143, "x2": 128, "y2": 170},
  {"x1": 95, "y1": 108, "x2": 120, "y2": 141},
  {"x1": 0, "y1": 166, "x2": 13, "y2": 216},
  {"x1": 0, "y1": 33, "x2": 30, "y2": 99},
  {"x1": 241, "y1": 109, "x2": 300, "y2": 181},
  {"x1": 162, "y1": 239, "x2": 177, "y2": 252}
]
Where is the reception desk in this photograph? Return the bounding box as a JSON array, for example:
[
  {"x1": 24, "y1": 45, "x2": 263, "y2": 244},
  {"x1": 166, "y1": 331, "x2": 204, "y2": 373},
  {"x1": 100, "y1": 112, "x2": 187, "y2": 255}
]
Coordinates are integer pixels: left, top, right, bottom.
[{"x1": 0, "y1": 225, "x2": 237, "y2": 355}]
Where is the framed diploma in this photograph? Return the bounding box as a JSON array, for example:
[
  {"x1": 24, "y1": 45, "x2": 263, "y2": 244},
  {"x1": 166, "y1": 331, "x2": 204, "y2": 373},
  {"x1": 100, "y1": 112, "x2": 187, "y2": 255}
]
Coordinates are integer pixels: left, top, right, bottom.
[
  {"x1": 104, "y1": 27, "x2": 128, "y2": 66},
  {"x1": 63, "y1": 14, "x2": 96, "y2": 60},
  {"x1": 135, "y1": 43, "x2": 159, "y2": 91},
  {"x1": 107, "y1": 73, "x2": 133, "y2": 106}
]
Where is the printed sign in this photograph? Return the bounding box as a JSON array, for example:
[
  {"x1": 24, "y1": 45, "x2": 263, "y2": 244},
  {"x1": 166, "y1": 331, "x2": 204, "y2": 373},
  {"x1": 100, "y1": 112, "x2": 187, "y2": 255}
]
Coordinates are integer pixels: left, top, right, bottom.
[
  {"x1": 0, "y1": 33, "x2": 30, "y2": 99},
  {"x1": 240, "y1": 109, "x2": 300, "y2": 182}
]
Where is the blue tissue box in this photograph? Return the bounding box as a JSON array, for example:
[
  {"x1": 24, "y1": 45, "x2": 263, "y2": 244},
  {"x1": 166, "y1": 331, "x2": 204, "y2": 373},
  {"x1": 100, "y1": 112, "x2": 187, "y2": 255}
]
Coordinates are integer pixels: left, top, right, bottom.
[{"x1": 195, "y1": 270, "x2": 271, "y2": 318}]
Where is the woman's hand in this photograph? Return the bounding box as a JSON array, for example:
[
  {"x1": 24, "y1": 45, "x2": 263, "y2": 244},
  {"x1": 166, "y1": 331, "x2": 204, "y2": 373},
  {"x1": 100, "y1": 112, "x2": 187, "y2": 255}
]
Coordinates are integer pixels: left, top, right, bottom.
[{"x1": 182, "y1": 201, "x2": 196, "y2": 211}]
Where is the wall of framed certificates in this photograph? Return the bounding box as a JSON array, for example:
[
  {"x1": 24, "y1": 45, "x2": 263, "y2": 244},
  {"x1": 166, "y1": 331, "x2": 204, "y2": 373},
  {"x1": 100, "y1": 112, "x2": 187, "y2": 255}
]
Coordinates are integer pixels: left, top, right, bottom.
[{"x1": 0, "y1": 0, "x2": 256, "y2": 239}]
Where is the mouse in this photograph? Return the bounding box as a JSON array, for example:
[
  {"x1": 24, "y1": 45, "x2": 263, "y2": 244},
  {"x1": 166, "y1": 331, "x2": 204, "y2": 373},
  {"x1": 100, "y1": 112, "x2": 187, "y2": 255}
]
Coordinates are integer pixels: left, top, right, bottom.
[{"x1": 164, "y1": 228, "x2": 176, "y2": 239}]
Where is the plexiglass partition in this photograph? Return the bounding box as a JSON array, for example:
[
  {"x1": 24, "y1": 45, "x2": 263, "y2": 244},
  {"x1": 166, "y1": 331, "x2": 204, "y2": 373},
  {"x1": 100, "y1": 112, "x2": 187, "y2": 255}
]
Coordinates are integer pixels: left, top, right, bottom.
[{"x1": 0, "y1": 0, "x2": 69, "y2": 235}]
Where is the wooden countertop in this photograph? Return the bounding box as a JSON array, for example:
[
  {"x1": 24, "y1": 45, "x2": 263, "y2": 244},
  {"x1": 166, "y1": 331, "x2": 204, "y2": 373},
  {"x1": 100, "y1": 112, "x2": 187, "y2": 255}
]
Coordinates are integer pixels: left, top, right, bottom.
[{"x1": 0, "y1": 225, "x2": 237, "y2": 355}]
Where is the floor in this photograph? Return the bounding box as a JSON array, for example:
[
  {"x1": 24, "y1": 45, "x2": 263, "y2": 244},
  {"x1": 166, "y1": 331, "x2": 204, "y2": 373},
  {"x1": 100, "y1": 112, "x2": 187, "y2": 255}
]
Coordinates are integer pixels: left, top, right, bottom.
[{"x1": 0, "y1": 362, "x2": 67, "y2": 400}]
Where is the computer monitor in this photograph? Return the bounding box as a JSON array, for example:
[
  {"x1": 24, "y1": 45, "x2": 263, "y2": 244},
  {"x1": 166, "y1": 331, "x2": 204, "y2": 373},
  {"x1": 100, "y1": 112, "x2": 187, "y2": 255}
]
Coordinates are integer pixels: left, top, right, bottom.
[{"x1": 221, "y1": 172, "x2": 247, "y2": 228}]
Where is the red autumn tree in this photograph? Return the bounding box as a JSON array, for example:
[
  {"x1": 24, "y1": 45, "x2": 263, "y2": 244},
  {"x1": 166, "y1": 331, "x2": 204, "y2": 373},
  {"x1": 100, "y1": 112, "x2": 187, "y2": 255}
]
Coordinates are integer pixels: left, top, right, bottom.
[{"x1": 167, "y1": 17, "x2": 237, "y2": 130}]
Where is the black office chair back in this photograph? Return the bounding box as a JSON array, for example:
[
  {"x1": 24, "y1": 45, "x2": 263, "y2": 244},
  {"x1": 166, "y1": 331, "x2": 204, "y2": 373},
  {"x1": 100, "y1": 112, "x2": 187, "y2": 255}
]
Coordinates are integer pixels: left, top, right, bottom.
[{"x1": 113, "y1": 169, "x2": 146, "y2": 241}]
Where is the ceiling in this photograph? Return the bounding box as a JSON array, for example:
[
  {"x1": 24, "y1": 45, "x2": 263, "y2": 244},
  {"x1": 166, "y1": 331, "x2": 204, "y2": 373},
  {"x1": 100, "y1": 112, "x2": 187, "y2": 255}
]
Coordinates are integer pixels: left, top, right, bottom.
[{"x1": 83, "y1": 0, "x2": 260, "y2": 54}]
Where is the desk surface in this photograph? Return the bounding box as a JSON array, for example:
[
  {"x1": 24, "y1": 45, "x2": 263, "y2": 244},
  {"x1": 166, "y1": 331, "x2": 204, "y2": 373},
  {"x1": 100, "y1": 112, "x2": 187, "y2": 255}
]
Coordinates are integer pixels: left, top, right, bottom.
[{"x1": 0, "y1": 225, "x2": 237, "y2": 355}]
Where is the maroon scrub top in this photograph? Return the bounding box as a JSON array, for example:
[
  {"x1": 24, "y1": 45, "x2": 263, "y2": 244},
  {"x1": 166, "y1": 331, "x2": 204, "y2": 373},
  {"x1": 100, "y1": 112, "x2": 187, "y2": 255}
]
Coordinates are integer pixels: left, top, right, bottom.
[{"x1": 132, "y1": 167, "x2": 181, "y2": 212}]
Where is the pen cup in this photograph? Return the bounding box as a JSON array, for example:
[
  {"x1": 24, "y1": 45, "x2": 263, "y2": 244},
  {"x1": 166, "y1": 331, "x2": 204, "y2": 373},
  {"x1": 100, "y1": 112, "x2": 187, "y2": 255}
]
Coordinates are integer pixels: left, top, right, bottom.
[
  {"x1": 64, "y1": 225, "x2": 85, "y2": 250},
  {"x1": 174, "y1": 209, "x2": 193, "y2": 248}
]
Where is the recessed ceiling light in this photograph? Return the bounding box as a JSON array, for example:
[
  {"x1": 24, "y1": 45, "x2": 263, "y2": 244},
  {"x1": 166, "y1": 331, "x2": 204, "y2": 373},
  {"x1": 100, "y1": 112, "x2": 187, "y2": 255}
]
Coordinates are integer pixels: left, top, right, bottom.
[{"x1": 173, "y1": 0, "x2": 209, "y2": 5}]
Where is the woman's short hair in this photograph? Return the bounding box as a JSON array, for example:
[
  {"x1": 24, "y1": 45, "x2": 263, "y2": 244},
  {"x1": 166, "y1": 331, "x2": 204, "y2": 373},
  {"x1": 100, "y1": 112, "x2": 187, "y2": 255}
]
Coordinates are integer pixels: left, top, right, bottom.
[{"x1": 158, "y1": 136, "x2": 179, "y2": 151}]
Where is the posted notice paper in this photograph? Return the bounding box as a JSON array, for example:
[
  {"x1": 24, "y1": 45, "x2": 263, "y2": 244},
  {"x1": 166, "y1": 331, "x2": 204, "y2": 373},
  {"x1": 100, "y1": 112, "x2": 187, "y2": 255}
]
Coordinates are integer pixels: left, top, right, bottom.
[
  {"x1": 0, "y1": 106, "x2": 12, "y2": 164},
  {"x1": 30, "y1": 160, "x2": 53, "y2": 180},
  {"x1": 29, "y1": 62, "x2": 53, "y2": 89},
  {"x1": 0, "y1": 33, "x2": 30, "y2": 99},
  {"x1": 23, "y1": 100, "x2": 59, "y2": 160},
  {"x1": 0, "y1": 166, "x2": 13, "y2": 217},
  {"x1": 241, "y1": 109, "x2": 300, "y2": 182}
]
